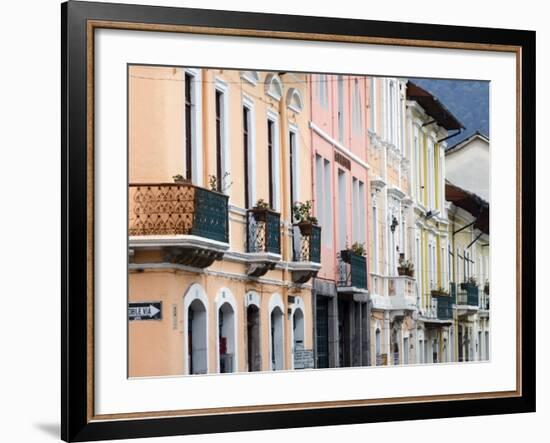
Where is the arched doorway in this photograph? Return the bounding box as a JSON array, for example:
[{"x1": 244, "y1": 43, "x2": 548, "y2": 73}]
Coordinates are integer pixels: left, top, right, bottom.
[
  {"x1": 375, "y1": 327, "x2": 381, "y2": 366},
  {"x1": 270, "y1": 306, "x2": 284, "y2": 370},
  {"x1": 218, "y1": 302, "x2": 235, "y2": 373},
  {"x1": 292, "y1": 307, "x2": 305, "y2": 369},
  {"x1": 246, "y1": 304, "x2": 261, "y2": 372},
  {"x1": 188, "y1": 298, "x2": 207, "y2": 374},
  {"x1": 293, "y1": 308, "x2": 305, "y2": 352},
  {"x1": 393, "y1": 342, "x2": 399, "y2": 365}
]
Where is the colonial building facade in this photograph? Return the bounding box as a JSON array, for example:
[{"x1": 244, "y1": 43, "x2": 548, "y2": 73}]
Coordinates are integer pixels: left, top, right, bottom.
[
  {"x1": 128, "y1": 67, "x2": 321, "y2": 376},
  {"x1": 309, "y1": 74, "x2": 370, "y2": 369},
  {"x1": 367, "y1": 77, "x2": 417, "y2": 367},
  {"x1": 127, "y1": 67, "x2": 489, "y2": 375}
]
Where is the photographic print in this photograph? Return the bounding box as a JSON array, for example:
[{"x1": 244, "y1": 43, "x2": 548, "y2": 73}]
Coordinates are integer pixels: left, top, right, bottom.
[
  {"x1": 62, "y1": 2, "x2": 534, "y2": 439},
  {"x1": 127, "y1": 66, "x2": 490, "y2": 377}
]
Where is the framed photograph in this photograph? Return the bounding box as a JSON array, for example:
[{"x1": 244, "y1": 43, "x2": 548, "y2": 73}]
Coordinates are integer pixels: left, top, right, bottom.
[{"x1": 61, "y1": 1, "x2": 535, "y2": 441}]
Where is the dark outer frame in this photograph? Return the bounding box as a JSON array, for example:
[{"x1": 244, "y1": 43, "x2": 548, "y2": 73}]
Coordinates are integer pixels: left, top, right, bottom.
[{"x1": 62, "y1": 1, "x2": 536, "y2": 441}]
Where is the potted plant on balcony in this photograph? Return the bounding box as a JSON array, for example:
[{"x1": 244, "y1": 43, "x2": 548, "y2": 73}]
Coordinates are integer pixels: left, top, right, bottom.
[
  {"x1": 292, "y1": 200, "x2": 318, "y2": 236},
  {"x1": 397, "y1": 256, "x2": 415, "y2": 277},
  {"x1": 208, "y1": 172, "x2": 233, "y2": 193},
  {"x1": 431, "y1": 286, "x2": 449, "y2": 297},
  {"x1": 250, "y1": 198, "x2": 271, "y2": 222},
  {"x1": 172, "y1": 174, "x2": 191, "y2": 184},
  {"x1": 460, "y1": 276, "x2": 477, "y2": 290},
  {"x1": 341, "y1": 242, "x2": 365, "y2": 263}
]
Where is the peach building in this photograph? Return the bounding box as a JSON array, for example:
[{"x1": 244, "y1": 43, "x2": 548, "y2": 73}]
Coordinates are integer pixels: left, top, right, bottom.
[
  {"x1": 309, "y1": 74, "x2": 370, "y2": 368},
  {"x1": 128, "y1": 67, "x2": 320, "y2": 376}
]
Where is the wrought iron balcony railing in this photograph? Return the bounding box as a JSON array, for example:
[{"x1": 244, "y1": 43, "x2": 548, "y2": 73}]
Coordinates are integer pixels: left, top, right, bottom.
[
  {"x1": 433, "y1": 294, "x2": 454, "y2": 320},
  {"x1": 129, "y1": 183, "x2": 229, "y2": 243},
  {"x1": 292, "y1": 224, "x2": 321, "y2": 263},
  {"x1": 456, "y1": 282, "x2": 479, "y2": 307},
  {"x1": 338, "y1": 250, "x2": 368, "y2": 290},
  {"x1": 246, "y1": 209, "x2": 281, "y2": 254}
]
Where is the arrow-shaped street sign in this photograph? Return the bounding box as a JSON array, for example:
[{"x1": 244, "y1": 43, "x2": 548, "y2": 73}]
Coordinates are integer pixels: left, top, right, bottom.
[{"x1": 128, "y1": 302, "x2": 162, "y2": 321}]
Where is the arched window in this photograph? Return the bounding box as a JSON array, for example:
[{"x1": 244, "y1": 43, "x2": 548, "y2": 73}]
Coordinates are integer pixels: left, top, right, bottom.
[
  {"x1": 269, "y1": 293, "x2": 285, "y2": 370},
  {"x1": 245, "y1": 291, "x2": 261, "y2": 372},
  {"x1": 184, "y1": 283, "x2": 209, "y2": 375},
  {"x1": 215, "y1": 288, "x2": 237, "y2": 373},
  {"x1": 290, "y1": 297, "x2": 306, "y2": 369}
]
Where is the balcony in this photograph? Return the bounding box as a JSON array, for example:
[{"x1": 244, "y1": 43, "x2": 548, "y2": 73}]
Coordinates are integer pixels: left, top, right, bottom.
[
  {"x1": 388, "y1": 276, "x2": 417, "y2": 312},
  {"x1": 246, "y1": 209, "x2": 282, "y2": 277},
  {"x1": 128, "y1": 183, "x2": 229, "y2": 268},
  {"x1": 337, "y1": 250, "x2": 368, "y2": 300},
  {"x1": 455, "y1": 281, "x2": 479, "y2": 316},
  {"x1": 479, "y1": 285, "x2": 490, "y2": 317},
  {"x1": 419, "y1": 294, "x2": 453, "y2": 325},
  {"x1": 289, "y1": 224, "x2": 322, "y2": 284}
]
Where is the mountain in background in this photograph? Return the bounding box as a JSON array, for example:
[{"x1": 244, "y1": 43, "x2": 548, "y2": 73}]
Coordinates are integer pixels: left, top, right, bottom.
[{"x1": 412, "y1": 78, "x2": 489, "y2": 147}]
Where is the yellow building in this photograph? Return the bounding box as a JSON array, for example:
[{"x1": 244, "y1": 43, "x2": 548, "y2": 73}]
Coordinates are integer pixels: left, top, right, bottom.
[
  {"x1": 406, "y1": 82, "x2": 463, "y2": 364},
  {"x1": 446, "y1": 181, "x2": 490, "y2": 362},
  {"x1": 127, "y1": 67, "x2": 320, "y2": 376}
]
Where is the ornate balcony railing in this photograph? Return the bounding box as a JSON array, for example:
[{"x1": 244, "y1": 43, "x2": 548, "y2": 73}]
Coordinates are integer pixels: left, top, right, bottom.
[
  {"x1": 292, "y1": 224, "x2": 321, "y2": 263},
  {"x1": 129, "y1": 183, "x2": 229, "y2": 243},
  {"x1": 290, "y1": 224, "x2": 322, "y2": 284},
  {"x1": 338, "y1": 250, "x2": 368, "y2": 290},
  {"x1": 246, "y1": 209, "x2": 281, "y2": 254},
  {"x1": 457, "y1": 282, "x2": 479, "y2": 307},
  {"x1": 433, "y1": 294, "x2": 454, "y2": 320}
]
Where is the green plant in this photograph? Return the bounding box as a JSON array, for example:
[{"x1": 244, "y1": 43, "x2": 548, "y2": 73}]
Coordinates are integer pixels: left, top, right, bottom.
[
  {"x1": 350, "y1": 242, "x2": 366, "y2": 257},
  {"x1": 208, "y1": 172, "x2": 233, "y2": 192},
  {"x1": 292, "y1": 200, "x2": 318, "y2": 224},
  {"x1": 398, "y1": 257, "x2": 415, "y2": 272},
  {"x1": 432, "y1": 287, "x2": 449, "y2": 296},
  {"x1": 172, "y1": 174, "x2": 190, "y2": 184},
  {"x1": 254, "y1": 198, "x2": 270, "y2": 210}
]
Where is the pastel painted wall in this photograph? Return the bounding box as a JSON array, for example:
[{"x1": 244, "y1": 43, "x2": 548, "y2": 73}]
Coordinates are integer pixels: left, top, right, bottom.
[
  {"x1": 310, "y1": 74, "x2": 369, "y2": 282},
  {"x1": 128, "y1": 67, "x2": 315, "y2": 377}
]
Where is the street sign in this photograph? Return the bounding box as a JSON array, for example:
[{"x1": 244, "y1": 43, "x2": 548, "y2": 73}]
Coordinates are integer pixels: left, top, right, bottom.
[
  {"x1": 294, "y1": 349, "x2": 315, "y2": 369},
  {"x1": 128, "y1": 302, "x2": 162, "y2": 321}
]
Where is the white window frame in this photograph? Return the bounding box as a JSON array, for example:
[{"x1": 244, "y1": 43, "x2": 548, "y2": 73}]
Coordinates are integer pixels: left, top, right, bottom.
[
  {"x1": 267, "y1": 109, "x2": 281, "y2": 212},
  {"x1": 183, "y1": 68, "x2": 203, "y2": 186},
  {"x1": 369, "y1": 77, "x2": 377, "y2": 132},
  {"x1": 242, "y1": 94, "x2": 256, "y2": 207},
  {"x1": 215, "y1": 288, "x2": 238, "y2": 373},
  {"x1": 288, "y1": 123, "x2": 300, "y2": 210},
  {"x1": 214, "y1": 78, "x2": 230, "y2": 195}
]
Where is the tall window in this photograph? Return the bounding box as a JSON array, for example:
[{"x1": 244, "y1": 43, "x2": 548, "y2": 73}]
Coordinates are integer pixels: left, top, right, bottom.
[
  {"x1": 243, "y1": 106, "x2": 251, "y2": 208},
  {"x1": 369, "y1": 77, "x2": 376, "y2": 132},
  {"x1": 317, "y1": 74, "x2": 328, "y2": 108},
  {"x1": 316, "y1": 154, "x2": 332, "y2": 245},
  {"x1": 337, "y1": 169, "x2": 347, "y2": 250},
  {"x1": 352, "y1": 78, "x2": 362, "y2": 134},
  {"x1": 428, "y1": 140, "x2": 435, "y2": 209},
  {"x1": 289, "y1": 131, "x2": 297, "y2": 218},
  {"x1": 267, "y1": 119, "x2": 274, "y2": 208},
  {"x1": 215, "y1": 90, "x2": 223, "y2": 191},
  {"x1": 337, "y1": 75, "x2": 345, "y2": 143},
  {"x1": 184, "y1": 73, "x2": 193, "y2": 181},
  {"x1": 373, "y1": 204, "x2": 379, "y2": 274},
  {"x1": 389, "y1": 81, "x2": 396, "y2": 145}
]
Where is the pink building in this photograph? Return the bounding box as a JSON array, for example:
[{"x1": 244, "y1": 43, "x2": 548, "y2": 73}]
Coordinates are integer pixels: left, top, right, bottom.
[{"x1": 309, "y1": 74, "x2": 370, "y2": 368}]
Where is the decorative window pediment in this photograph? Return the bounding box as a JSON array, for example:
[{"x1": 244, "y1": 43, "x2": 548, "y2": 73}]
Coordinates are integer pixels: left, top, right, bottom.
[
  {"x1": 286, "y1": 87, "x2": 304, "y2": 113},
  {"x1": 264, "y1": 74, "x2": 283, "y2": 101},
  {"x1": 240, "y1": 71, "x2": 259, "y2": 86}
]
